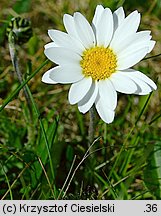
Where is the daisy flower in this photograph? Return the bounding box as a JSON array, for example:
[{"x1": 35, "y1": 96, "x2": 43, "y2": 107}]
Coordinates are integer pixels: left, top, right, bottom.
[{"x1": 42, "y1": 5, "x2": 157, "y2": 123}]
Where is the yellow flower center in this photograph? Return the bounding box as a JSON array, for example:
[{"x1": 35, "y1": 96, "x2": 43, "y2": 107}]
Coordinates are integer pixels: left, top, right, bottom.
[{"x1": 80, "y1": 46, "x2": 117, "y2": 80}]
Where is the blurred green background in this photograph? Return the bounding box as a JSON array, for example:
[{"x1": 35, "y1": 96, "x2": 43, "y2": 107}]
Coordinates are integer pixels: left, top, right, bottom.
[{"x1": 0, "y1": 0, "x2": 161, "y2": 200}]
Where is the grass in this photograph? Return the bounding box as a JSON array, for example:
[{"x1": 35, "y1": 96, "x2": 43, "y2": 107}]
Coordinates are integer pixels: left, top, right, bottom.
[{"x1": 0, "y1": 0, "x2": 161, "y2": 200}]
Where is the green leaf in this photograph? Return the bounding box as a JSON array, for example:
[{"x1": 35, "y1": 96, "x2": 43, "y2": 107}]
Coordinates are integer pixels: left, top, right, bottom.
[
  {"x1": 30, "y1": 116, "x2": 58, "y2": 188},
  {"x1": 144, "y1": 142, "x2": 161, "y2": 199},
  {"x1": 13, "y1": 0, "x2": 32, "y2": 13},
  {"x1": 27, "y1": 35, "x2": 39, "y2": 55}
]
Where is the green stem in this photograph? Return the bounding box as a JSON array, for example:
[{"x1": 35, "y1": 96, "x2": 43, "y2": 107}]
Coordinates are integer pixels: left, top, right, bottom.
[
  {"x1": 26, "y1": 86, "x2": 57, "y2": 197},
  {"x1": 142, "y1": 53, "x2": 161, "y2": 61},
  {"x1": 0, "y1": 56, "x2": 56, "y2": 194},
  {"x1": 0, "y1": 59, "x2": 49, "y2": 112},
  {"x1": 149, "y1": 112, "x2": 161, "y2": 124},
  {"x1": 135, "y1": 92, "x2": 152, "y2": 125},
  {"x1": 88, "y1": 106, "x2": 95, "y2": 146},
  {"x1": 108, "y1": 93, "x2": 152, "y2": 179},
  {"x1": 8, "y1": 31, "x2": 32, "y2": 113},
  {"x1": 0, "y1": 162, "x2": 13, "y2": 199}
]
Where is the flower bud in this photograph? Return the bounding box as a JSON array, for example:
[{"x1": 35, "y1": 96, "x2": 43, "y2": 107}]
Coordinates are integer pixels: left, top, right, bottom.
[{"x1": 6, "y1": 17, "x2": 32, "y2": 44}]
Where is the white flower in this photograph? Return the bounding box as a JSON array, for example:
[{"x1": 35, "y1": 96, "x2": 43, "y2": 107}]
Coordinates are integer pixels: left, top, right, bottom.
[{"x1": 42, "y1": 5, "x2": 157, "y2": 123}]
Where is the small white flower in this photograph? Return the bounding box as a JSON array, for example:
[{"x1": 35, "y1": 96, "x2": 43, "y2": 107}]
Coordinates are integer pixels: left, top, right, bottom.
[{"x1": 42, "y1": 5, "x2": 157, "y2": 123}]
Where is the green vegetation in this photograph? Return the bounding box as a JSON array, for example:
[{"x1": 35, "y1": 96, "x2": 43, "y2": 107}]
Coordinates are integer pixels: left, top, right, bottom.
[{"x1": 0, "y1": 0, "x2": 161, "y2": 200}]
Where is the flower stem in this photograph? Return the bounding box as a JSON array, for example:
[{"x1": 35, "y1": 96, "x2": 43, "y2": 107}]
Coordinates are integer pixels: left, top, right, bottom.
[
  {"x1": 88, "y1": 106, "x2": 95, "y2": 147},
  {"x1": 8, "y1": 31, "x2": 35, "y2": 145},
  {"x1": 142, "y1": 52, "x2": 161, "y2": 61},
  {"x1": 8, "y1": 31, "x2": 32, "y2": 113}
]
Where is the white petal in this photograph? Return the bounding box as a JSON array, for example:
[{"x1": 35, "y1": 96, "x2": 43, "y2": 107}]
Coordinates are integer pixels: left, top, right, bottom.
[
  {"x1": 78, "y1": 81, "x2": 98, "y2": 113},
  {"x1": 110, "y1": 10, "x2": 140, "y2": 48},
  {"x1": 131, "y1": 77, "x2": 152, "y2": 95},
  {"x1": 44, "y1": 47, "x2": 82, "y2": 65},
  {"x1": 68, "y1": 77, "x2": 92, "y2": 104},
  {"x1": 48, "y1": 30, "x2": 84, "y2": 54},
  {"x1": 92, "y1": 5, "x2": 104, "y2": 28},
  {"x1": 117, "y1": 32, "x2": 154, "y2": 56},
  {"x1": 95, "y1": 8, "x2": 113, "y2": 47},
  {"x1": 44, "y1": 42, "x2": 57, "y2": 49},
  {"x1": 117, "y1": 47, "x2": 149, "y2": 70},
  {"x1": 49, "y1": 65, "x2": 84, "y2": 84},
  {"x1": 42, "y1": 68, "x2": 57, "y2": 84},
  {"x1": 110, "y1": 72, "x2": 138, "y2": 94},
  {"x1": 121, "y1": 69, "x2": 157, "y2": 90},
  {"x1": 63, "y1": 14, "x2": 79, "y2": 39},
  {"x1": 118, "y1": 71, "x2": 152, "y2": 95},
  {"x1": 98, "y1": 79, "x2": 117, "y2": 110},
  {"x1": 111, "y1": 31, "x2": 151, "y2": 54},
  {"x1": 95, "y1": 95, "x2": 115, "y2": 124},
  {"x1": 113, "y1": 7, "x2": 125, "y2": 31},
  {"x1": 48, "y1": 29, "x2": 63, "y2": 42},
  {"x1": 74, "y1": 12, "x2": 96, "y2": 48},
  {"x1": 148, "y1": 40, "x2": 156, "y2": 53}
]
